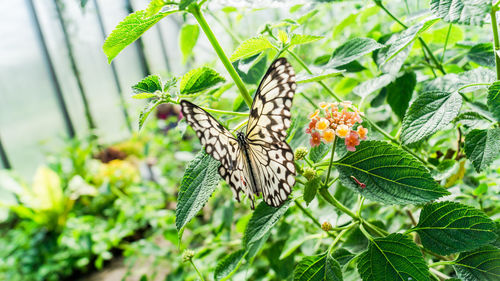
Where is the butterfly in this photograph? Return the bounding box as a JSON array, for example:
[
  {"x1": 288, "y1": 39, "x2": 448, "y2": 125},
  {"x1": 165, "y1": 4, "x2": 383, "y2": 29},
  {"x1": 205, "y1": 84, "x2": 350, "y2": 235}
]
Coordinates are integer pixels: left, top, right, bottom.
[{"x1": 180, "y1": 58, "x2": 297, "y2": 209}]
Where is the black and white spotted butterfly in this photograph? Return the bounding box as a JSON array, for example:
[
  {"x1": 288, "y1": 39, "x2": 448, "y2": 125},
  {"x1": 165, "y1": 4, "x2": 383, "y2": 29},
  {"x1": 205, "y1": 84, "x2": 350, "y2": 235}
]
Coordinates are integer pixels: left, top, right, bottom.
[{"x1": 180, "y1": 58, "x2": 297, "y2": 209}]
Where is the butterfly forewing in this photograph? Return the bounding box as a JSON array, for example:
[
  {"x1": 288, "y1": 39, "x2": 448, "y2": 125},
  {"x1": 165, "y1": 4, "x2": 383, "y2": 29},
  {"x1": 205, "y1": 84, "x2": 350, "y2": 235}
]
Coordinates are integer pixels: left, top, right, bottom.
[{"x1": 180, "y1": 58, "x2": 297, "y2": 208}]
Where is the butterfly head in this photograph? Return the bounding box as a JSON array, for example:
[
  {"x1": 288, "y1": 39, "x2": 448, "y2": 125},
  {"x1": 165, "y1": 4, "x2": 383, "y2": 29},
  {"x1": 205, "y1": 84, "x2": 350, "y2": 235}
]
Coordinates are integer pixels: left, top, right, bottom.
[{"x1": 236, "y1": 131, "x2": 247, "y2": 146}]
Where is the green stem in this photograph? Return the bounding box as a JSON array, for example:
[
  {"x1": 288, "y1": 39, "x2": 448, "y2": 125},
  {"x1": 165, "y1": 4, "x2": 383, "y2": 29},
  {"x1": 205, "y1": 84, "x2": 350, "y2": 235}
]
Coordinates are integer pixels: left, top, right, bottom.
[
  {"x1": 441, "y1": 23, "x2": 453, "y2": 64},
  {"x1": 294, "y1": 199, "x2": 336, "y2": 238},
  {"x1": 362, "y1": 220, "x2": 389, "y2": 236},
  {"x1": 323, "y1": 138, "x2": 337, "y2": 187},
  {"x1": 319, "y1": 188, "x2": 358, "y2": 220},
  {"x1": 287, "y1": 51, "x2": 342, "y2": 102},
  {"x1": 457, "y1": 83, "x2": 492, "y2": 93},
  {"x1": 189, "y1": 260, "x2": 205, "y2": 281},
  {"x1": 189, "y1": 4, "x2": 253, "y2": 107},
  {"x1": 429, "y1": 261, "x2": 455, "y2": 268},
  {"x1": 358, "y1": 223, "x2": 374, "y2": 240},
  {"x1": 200, "y1": 106, "x2": 248, "y2": 116},
  {"x1": 491, "y1": 6, "x2": 500, "y2": 80},
  {"x1": 300, "y1": 92, "x2": 318, "y2": 109},
  {"x1": 356, "y1": 196, "x2": 365, "y2": 217},
  {"x1": 374, "y1": 0, "x2": 445, "y2": 75},
  {"x1": 328, "y1": 227, "x2": 351, "y2": 254}
]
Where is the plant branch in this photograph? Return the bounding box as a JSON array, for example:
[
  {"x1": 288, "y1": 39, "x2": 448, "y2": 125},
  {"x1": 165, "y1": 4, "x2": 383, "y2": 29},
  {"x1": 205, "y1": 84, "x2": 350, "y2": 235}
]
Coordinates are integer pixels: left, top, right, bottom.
[
  {"x1": 441, "y1": 23, "x2": 453, "y2": 64},
  {"x1": 318, "y1": 187, "x2": 358, "y2": 220},
  {"x1": 323, "y1": 138, "x2": 337, "y2": 187},
  {"x1": 492, "y1": 5, "x2": 500, "y2": 80},
  {"x1": 294, "y1": 199, "x2": 336, "y2": 238},
  {"x1": 189, "y1": 4, "x2": 253, "y2": 107},
  {"x1": 189, "y1": 260, "x2": 205, "y2": 281}
]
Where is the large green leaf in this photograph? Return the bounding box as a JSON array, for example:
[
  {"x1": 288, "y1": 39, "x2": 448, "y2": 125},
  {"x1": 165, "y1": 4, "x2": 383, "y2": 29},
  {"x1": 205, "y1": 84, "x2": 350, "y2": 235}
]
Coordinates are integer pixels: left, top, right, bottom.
[
  {"x1": 138, "y1": 99, "x2": 163, "y2": 130},
  {"x1": 180, "y1": 67, "x2": 225, "y2": 95},
  {"x1": 103, "y1": 10, "x2": 177, "y2": 63},
  {"x1": 179, "y1": 24, "x2": 200, "y2": 63},
  {"x1": 401, "y1": 91, "x2": 462, "y2": 145},
  {"x1": 328, "y1": 37, "x2": 384, "y2": 68},
  {"x1": 468, "y1": 43, "x2": 495, "y2": 67},
  {"x1": 214, "y1": 250, "x2": 246, "y2": 281},
  {"x1": 290, "y1": 34, "x2": 324, "y2": 46},
  {"x1": 430, "y1": 0, "x2": 492, "y2": 26},
  {"x1": 488, "y1": 81, "x2": 500, "y2": 121},
  {"x1": 294, "y1": 253, "x2": 342, "y2": 281},
  {"x1": 453, "y1": 245, "x2": 500, "y2": 281},
  {"x1": 230, "y1": 36, "x2": 274, "y2": 62},
  {"x1": 175, "y1": 151, "x2": 220, "y2": 239},
  {"x1": 243, "y1": 200, "x2": 290, "y2": 248},
  {"x1": 414, "y1": 201, "x2": 497, "y2": 255},
  {"x1": 357, "y1": 233, "x2": 429, "y2": 281},
  {"x1": 385, "y1": 71, "x2": 416, "y2": 120},
  {"x1": 383, "y1": 19, "x2": 439, "y2": 62},
  {"x1": 352, "y1": 74, "x2": 393, "y2": 98},
  {"x1": 464, "y1": 128, "x2": 500, "y2": 172},
  {"x1": 335, "y1": 141, "x2": 449, "y2": 205}
]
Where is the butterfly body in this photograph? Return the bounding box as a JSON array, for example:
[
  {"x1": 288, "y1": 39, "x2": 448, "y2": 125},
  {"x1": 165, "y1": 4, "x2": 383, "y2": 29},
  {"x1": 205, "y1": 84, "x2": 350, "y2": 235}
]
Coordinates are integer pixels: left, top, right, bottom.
[{"x1": 180, "y1": 58, "x2": 296, "y2": 208}]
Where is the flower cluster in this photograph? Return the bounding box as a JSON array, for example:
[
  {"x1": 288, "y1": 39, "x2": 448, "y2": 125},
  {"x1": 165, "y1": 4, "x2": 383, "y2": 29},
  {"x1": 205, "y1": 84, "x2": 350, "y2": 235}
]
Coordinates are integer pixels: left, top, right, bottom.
[{"x1": 306, "y1": 101, "x2": 367, "y2": 151}]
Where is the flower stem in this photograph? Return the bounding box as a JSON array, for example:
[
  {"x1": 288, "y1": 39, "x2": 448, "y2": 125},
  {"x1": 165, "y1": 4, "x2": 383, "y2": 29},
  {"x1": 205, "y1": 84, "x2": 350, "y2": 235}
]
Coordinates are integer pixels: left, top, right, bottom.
[
  {"x1": 429, "y1": 260, "x2": 455, "y2": 268},
  {"x1": 189, "y1": 260, "x2": 205, "y2": 281},
  {"x1": 491, "y1": 5, "x2": 500, "y2": 80},
  {"x1": 189, "y1": 4, "x2": 253, "y2": 107},
  {"x1": 319, "y1": 187, "x2": 358, "y2": 220},
  {"x1": 441, "y1": 23, "x2": 453, "y2": 64},
  {"x1": 294, "y1": 199, "x2": 336, "y2": 238},
  {"x1": 323, "y1": 138, "x2": 337, "y2": 187}
]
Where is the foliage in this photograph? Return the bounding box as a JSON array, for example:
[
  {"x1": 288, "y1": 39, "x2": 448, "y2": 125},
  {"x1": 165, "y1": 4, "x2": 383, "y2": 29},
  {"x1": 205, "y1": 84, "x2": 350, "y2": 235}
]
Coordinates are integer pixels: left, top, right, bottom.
[{"x1": 3, "y1": 0, "x2": 500, "y2": 280}]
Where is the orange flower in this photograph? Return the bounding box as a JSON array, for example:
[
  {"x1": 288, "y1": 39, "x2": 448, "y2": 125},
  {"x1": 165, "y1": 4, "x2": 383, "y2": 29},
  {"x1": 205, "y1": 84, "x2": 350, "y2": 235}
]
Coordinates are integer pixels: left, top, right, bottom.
[
  {"x1": 345, "y1": 131, "x2": 360, "y2": 151},
  {"x1": 315, "y1": 118, "x2": 330, "y2": 131},
  {"x1": 319, "y1": 102, "x2": 329, "y2": 109},
  {"x1": 322, "y1": 129, "x2": 335, "y2": 143},
  {"x1": 310, "y1": 131, "x2": 321, "y2": 147},
  {"x1": 357, "y1": 125, "x2": 367, "y2": 140},
  {"x1": 308, "y1": 109, "x2": 319, "y2": 120},
  {"x1": 336, "y1": 124, "x2": 350, "y2": 138}
]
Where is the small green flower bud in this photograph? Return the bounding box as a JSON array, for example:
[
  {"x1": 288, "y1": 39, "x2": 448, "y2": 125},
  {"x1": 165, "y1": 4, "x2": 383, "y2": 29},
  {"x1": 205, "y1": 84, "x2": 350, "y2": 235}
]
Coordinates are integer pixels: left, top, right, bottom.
[
  {"x1": 303, "y1": 167, "x2": 316, "y2": 181},
  {"x1": 321, "y1": 221, "x2": 332, "y2": 231},
  {"x1": 182, "y1": 249, "x2": 195, "y2": 262},
  {"x1": 294, "y1": 146, "x2": 309, "y2": 160}
]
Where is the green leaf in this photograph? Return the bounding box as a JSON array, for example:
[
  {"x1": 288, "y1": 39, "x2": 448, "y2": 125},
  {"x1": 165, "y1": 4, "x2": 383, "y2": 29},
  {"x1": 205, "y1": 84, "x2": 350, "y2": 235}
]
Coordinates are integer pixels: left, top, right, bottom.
[
  {"x1": 145, "y1": 0, "x2": 173, "y2": 17},
  {"x1": 138, "y1": 99, "x2": 162, "y2": 130},
  {"x1": 303, "y1": 177, "x2": 321, "y2": 205},
  {"x1": 335, "y1": 141, "x2": 449, "y2": 205},
  {"x1": 290, "y1": 34, "x2": 324, "y2": 46},
  {"x1": 175, "y1": 151, "x2": 220, "y2": 239},
  {"x1": 179, "y1": 0, "x2": 196, "y2": 10},
  {"x1": 401, "y1": 91, "x2": 462, "y2": 145},
  {"x1": 279, "y1": 229, "x2": 310, "y2": 260},
  {"x1": 488, "y1": 81, "x2": 500, "y2": 122},
  {"x1": 420, "y1": 24, "x2": 464, "y2": 44},
  {"x1": 294, "y1": 253, "x2": 342, "y2": 281},
  {"x1": 132, "y1": 92, "x2": 157, "y2": 99},
  {"x1": 453, "y1": 245, "x2": 500, "y2": 281},
  {"x1": 430, "y1": 0, "x2": 492, "y2": 26},
  {"x1": 233, "y1": 54, "x2": 267, "y2": 85},
  {"x1": 385, "y1": 71, "x2": 416, "y2": 120},
  {"x1": 230, "y1": 36, "x2": 274, "y2": 62},
  {"x1": 179, "y1": 24, "x2": 200, "y2": 63},
  {"x1": 296, "y1": 69, "x2": 344, "y2": 84},
  {"x1": 464, "y1": 128, "x2": 500, "y2": 172},
  {"x1": 180, "y1": 67, "x2": 225, "y2": 95},
  {"x1": 453, "y1": 111, "x2": 491, "y2": 132},
  {"x1": 331, "y1": 248, "x2": 355, "y2": 268},
  {"x1": 103, "y1": 10, "x2": 176, "y2": 63},
  {"x1": 468, "y1": 43, "x2": 495, "y2": 67},
  {"x1": 214, "y1": 250, "x2": 246, "y2": 281},
  {"x1": 353, "y1": 74, "x2": 393, "y2": 98},
  {"x1": 383, "y1": 19, "x2": 439, "y2": 63},
  {"x1": 328, "y1": 37, "x2": 384, "y2": 68},
  {"x1": 357, "y1": 233, "x2": 429, "y2": 281},
  {"x1": 337, "y1": 60, "x2": 366, "y2": 73},
  {"x1": 132, "y1": 75, "x2": 163, "y2": 94},
  {"x1": 414, "y1": 201, "x2": 497, "y2": 255},
  {"x1": 309, "y1": 142, "x2": 330, "y2": 162},
  {"x1": 243, "y1": 200, "x2": 290, "y2": 248}
]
